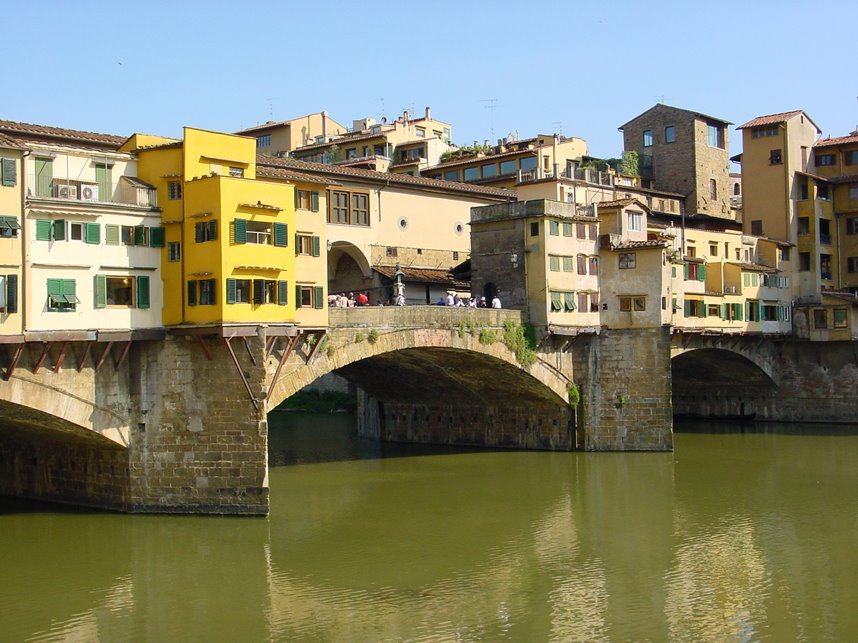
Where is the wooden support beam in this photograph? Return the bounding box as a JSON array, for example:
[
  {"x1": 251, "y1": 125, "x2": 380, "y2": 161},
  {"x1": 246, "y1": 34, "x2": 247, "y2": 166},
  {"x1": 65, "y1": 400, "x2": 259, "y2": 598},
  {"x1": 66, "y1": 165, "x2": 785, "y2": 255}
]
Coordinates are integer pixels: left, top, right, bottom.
[
  {"x1": 242, "y1": 336, "x2": 257, "y2": 367},
  {"x1": 3, "y1": 343, "x2": 24, "y2": 381},
  {"x1": 196, "y1": 335, "x2": 213, "y2": 361},
  {"x1": 53, "y1": 342, "x2": 69, "y2": 373},
  {"x1": 114, "y1": 341, "x2": 132, "y2": 371},
  {"x1": 266, "y1": 333, "x2": 300, "y2": 401},
  {"x1": 33, "y1": 343, "x2": 51, "y2": 374},
  {"x1": 77, "y1": 341, "x2": 93, "y2": 372},
  {"x1": 223, "y1": 337, "x2": 259, "y2": 410},
  {"x1": 265, "y1": 336, "x2": 276, "y2": 358},
  {"x1": 94, "y1": 342, "x2": 114, "y2": 373},
  {"x1": 305, "y1": 330, "x2": 327, "y2": 363}
]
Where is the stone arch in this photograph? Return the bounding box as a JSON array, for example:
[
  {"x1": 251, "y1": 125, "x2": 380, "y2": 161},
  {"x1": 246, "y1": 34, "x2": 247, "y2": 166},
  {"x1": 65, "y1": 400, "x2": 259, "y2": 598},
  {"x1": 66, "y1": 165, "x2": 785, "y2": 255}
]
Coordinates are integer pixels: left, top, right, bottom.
[
  {"x1": 0, "y1": 377, "x2": 130, "y2": 447},
  {"x1": 265, "y1": 327, "x2": 571, "y2": 413},
  {"x1": 327, "y1": 241, "x2": 371, "y2": 295}
]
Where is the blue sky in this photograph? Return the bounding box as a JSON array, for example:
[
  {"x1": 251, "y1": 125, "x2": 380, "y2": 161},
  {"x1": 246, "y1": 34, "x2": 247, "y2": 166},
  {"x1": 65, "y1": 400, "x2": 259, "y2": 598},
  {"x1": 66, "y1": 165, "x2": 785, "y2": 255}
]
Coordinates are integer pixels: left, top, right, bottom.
[{"x1": 3, "y1": 0, "x2": 856, "y2": 159}]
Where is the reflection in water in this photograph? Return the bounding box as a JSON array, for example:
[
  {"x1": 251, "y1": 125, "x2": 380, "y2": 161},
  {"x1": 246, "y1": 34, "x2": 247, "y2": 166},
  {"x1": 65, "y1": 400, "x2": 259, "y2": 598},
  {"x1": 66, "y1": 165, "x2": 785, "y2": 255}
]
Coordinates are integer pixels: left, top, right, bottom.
[{"x1": 1, "y1": 415, "x2": 857, "y2": 640}]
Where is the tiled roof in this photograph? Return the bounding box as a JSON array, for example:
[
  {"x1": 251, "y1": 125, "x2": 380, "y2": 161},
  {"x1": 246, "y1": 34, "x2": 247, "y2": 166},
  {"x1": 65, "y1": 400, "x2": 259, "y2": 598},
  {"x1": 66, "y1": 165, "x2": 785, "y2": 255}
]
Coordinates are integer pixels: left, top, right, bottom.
[
  {"x1": 424, "y1": 147, "x2": 536, "y2": 172},
  {"x1": 294, "y1": 130, "x2": 387, "y2": 152},
  {"x1": 256, "y1": 164, "x2": 337, "y2": 185},
  {"x1": 235, "y1": 112, "x2": 347, "y2": 135},
  {"x1": 257, "y1": 156, "x2": 513, "y2": 199},
  {"x1": 136, "y1": 141, "x2": 183, "y2": 151},
  {"x1": 829, "y1": 173, "x2": 858, "y2": 185},
  {"x1": 814, "y1": 134, "x2": 858, "y2": 148},
  {"x1": 619, "y1": 104, "x2": 732, "y2": 130},
  {"x1": 732, "y1": 261, "x2": 777, "y2": 273},
  {"x1": 596, "y1": 197, "x2": 649, "y2": 210},
  {"x1": 0, "y1": 119, "x2": 125, "y2": 148},
  {"x1": 737, "y1": 110, "x2": 821, "y2": 133},
  {"x1": 373, "y1": 264, "x2": 469, "y2": 288},
  {"x1": 0, "y1": 132, "x2": 23, "y2": 149},
  {"x1": 611, "y1": 239, "x2": 666, "y2": 250}
]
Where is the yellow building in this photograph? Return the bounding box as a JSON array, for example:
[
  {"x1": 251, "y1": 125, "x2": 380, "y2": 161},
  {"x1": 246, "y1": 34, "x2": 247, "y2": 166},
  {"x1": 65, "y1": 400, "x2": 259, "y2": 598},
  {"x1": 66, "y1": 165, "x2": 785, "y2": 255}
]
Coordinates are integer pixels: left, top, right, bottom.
[
  {"x1": 0, "y1": 134, "x2": 24, "y2": 339},
  {"x1": 236, "y1": 111, "x2": 348, "y2": 157},
  {"x1": 125, "y1": 127, "x2": 326, "y2": 329}
]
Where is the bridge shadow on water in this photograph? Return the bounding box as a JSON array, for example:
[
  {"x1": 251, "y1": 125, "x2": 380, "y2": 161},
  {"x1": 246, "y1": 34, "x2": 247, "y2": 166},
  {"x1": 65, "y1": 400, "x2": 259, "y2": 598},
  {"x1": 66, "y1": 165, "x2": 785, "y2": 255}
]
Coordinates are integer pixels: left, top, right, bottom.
[
  {"x1": 268, "y1": 410, "x2": 502, "y2": 467},
  {"x1": 674, "y1": 418, "x2": 858, "y2": 437}
]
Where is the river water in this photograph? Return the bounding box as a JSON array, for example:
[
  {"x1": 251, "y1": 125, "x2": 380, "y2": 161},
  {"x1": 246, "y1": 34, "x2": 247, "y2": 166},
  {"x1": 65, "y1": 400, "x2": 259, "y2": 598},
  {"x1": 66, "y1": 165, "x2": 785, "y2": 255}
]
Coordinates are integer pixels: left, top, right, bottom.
[{"x1": 1, "y1": 414, "x2": 857, "y2": 641}]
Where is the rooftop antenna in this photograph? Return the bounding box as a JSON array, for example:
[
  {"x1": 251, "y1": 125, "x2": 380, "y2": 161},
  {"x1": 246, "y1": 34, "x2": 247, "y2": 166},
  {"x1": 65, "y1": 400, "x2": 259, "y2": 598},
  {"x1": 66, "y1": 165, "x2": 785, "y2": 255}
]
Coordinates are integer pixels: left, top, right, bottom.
[
  {"x1": 267, "y1": 97, "x2": 274, "y2": 120},
  {"x1": 482, "y1": 98, "x2": 499, "y2": 141},
  {"x1": 552, "y1": 121, "x2": 563, "y2": 136},
  {"x1": 379, "y1": 97, "x2": 386, "y2": 121},
  {"x1": 657, "y1": 95, "x2": 666, "y2": 104}
]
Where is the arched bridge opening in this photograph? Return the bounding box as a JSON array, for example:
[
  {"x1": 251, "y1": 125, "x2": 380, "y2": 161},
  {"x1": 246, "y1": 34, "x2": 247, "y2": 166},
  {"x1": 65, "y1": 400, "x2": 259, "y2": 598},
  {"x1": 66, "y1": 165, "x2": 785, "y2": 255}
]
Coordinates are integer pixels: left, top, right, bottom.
[{"x1": 671, "y1": 347, "x2": 778, "y2": 421}]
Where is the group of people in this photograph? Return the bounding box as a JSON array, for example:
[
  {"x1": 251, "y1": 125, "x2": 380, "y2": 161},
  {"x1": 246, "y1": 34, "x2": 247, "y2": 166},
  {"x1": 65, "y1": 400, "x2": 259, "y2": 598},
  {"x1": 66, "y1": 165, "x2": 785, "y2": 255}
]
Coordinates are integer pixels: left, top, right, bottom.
[
  {"x1": 436, "y1": 293, "x2": 502, "y2": 309},
  {"x1": 327, "y1": 291, "x2": 405, "y2": 307}
]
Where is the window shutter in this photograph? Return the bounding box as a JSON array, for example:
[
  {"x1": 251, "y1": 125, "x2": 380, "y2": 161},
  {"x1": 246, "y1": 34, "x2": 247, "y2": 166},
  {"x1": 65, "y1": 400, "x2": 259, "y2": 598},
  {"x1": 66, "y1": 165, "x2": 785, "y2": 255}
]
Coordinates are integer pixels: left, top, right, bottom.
[
  {"x1": 564, "y1": 292, "x2": 576, "y2": 312},
  {"x1": 314, "y1": 286, "x2": 324, "y2": 309},
  {"x1": 721, "y1": 303, "x2": 727, "y2": 320},
  {"x1": 226, "y1": 278, "x2": 236, "y2": 304},
  {"x1": 137, "y1": 276, "x2": 150, "y2": 309},
  {"x1": 683, "y1": 263, "x2": 689, "y2": 280},
  {"x1": 134, "y1": 225, "x2": 146, "y2": 246},
  {"x1": 295, "y1": 233, "x2": 300, "y2": 255},
  {"x1": 36, "y1": 219, "x2": 52, "y2": 241},
  {"x1": 253, "y1": 279, "x2": 265, "y2": 304},
  {"x1": 207, "y1": 220, "x2": 217, "y2": 240},
  {"x1": 278, "y1": 280, "x2": 288, "y2": 305},
  {"x1": 312, "y1": 236, "x2": 320, "y2": 257},
  {"x1": 105, "y1": 224, "x2": 120, "y2": 245},
  {"x1": 311, "y1": 191, "x2": 319, "y2": 212},
  {"x1": 1, "y1": 158, "x2": 16, "y2": 187},
  {"x1": 274, "y1": 222, "x2": 288, "y2": 247},
  {"x1": 295, "y1": 284, "x2": 301, "y2": 307},
  {"x1": 53, "y1": 219, "x2": 65, "y2": 241},
  {"x1": 684, "y1": 300, "x2": 691, "y2": 317},
  {"x1": 63, "y1": 279, "x2": 75, "y2": 299},
  {"x1": 85, "y1": 222, "x2": 101, "y2": 244},
  {"x1": 234, "y1": 218, "x2": 246, "y2": 244},
  {"x1": 150, "y1": 226, "x2": 165, "y2": 248},
  {"x1": 195, "y1": 222, "x2": 204, "y2": 243},
  {"x1": 94, "y1": 275, "x2": 107, "y2": 308},
  {"x1": 698, "y1": 263, "x2": 707, "y2": 282},
  {"x1": 6, "y1": 274, "x2": 17, "y2": 313},
  {"x1": 187, "y1": 281, "x2": 197, "y2": 306},
  {"x1": 777, "y1": 305, "x2": 784, "y2": 321}
]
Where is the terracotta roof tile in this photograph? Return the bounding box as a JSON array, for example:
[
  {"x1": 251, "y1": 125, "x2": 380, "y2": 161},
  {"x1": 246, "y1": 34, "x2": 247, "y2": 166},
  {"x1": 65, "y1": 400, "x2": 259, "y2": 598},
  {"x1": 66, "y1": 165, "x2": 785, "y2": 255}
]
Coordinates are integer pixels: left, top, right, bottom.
[
  {"x1": 374, "y1": 264, "x2": 470, "y2": 289},
  {"x1": 257, "y1": 156, "x2": 513, "y2": 199},
  {"x1": 829, "y1": 173, "x2": 858, "y2": 184},
  {"x1": 814, "y1": 134, "x2": 858, "y2": 148},
  {"x1": 294, "y1": 130, "x2": 387, "y2": 152},
  {"x1": 730, "y1": 261, "x2": 778, "y2": 273},
  {"x1": 611, "y1": 239, "x2": 666, "y2": 250},
  {"x1": 256, "y1": 165, "x2": 337, "y2": 185},
  {"x1": 0, "y1": 132, "x2": 23, "y2": 149},
  {"x1": 0, "y1": 119, "x2": 125, "y2": 148},
  {"x1": 424, "y1": 147, "x2": 536, "y2": 172},
  {"x1": 737, "y1": 110, "x2": 820, "y2": 133},
  {"x1": 595, "y1": 197, "x2": 649, "y2": 210}
]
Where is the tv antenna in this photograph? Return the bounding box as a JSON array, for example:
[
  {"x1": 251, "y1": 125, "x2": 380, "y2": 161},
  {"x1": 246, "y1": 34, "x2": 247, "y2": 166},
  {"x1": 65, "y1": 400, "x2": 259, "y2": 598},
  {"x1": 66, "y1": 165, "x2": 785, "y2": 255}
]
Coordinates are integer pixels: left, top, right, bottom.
[
  {"x1": 482, "y1": 98, "x2": 499, "y2": 140},
  {"x1": 552, "y1": 121, "x2": 563, "y2": 136},
  {"x1": 379, "y1": 97, "x2": 386, "y2": 121},
  {"x1": 267, "y1": 97, "x2": 275, "y2": 120}
]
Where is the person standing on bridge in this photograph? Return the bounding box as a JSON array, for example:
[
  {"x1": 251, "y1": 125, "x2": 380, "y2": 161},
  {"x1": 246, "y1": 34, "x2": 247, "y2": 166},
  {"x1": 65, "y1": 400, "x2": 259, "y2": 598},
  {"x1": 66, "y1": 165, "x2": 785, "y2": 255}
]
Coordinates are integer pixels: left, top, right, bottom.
[
  {"x1": 492, "y1": 295, "x2": 501, "y2": 309},
  {"x1": 395, "y1": 292, "x2": 405, "y2": 306}
]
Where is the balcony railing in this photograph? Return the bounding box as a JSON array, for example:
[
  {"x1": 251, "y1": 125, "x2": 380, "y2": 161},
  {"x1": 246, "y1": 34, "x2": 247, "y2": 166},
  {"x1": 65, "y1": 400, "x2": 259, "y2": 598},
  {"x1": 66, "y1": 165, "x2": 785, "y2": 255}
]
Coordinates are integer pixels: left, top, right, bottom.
[
  {"x1": 28, "y1": 175, "x2": 158, "y2": 208},
  {"x1": 819, "y1": 233, "x2": 832, "y2": 245}
]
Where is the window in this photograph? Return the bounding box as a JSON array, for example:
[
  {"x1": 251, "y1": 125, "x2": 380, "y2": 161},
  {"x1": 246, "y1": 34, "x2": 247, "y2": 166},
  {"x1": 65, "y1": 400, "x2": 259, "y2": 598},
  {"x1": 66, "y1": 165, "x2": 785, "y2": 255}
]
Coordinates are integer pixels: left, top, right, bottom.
[
  {"x1": 415, "y1": 127, "x2": 425, "y2": 138},
  {"x1": 707, "y1": 124, "x2": 725, "y2": 149},
  {"x1": 588, "y1": 224, "x2": 598, "y2": 240},
  {"x1": 849, "y1": 187, "x2": 858, "y2": 201},
  {"x1": 751, "y1": 125, "x2": 779, "y2": 138},
  {"x1": 818, "y1": 182, "x2": 830, "y2": 200},
  {"x1": 751, "y1": 220, "x2": 763, "y2": 236},
  {"x1": 686, "y1": 263, "x2": 700, "y2": 280},
  {"x1": 0, "y1": 274, "x2": 17, "y2": 313},
  {"x1": 1, "y1": 157, "x2": 16, "y2": 187},
  {"x1": 69, "y1": 222, "x2": 100, "y2": 244},
  {"x1": 330, "y1": 191, "x2": 349, "y2": 223},
  {"x1": 627, "y1": 211, "x2": 642, "y2": 231},
  {"x1": 733, "y1": 183, "x2": 741, "y2": 196},
  {"x1": 747, "y1": 300, "x2": 760, "y2": 322},
  {"x1": 619, "y1": 252, "x2": 636, "y2": 269},
  {"x1": 94, "y1": 275, "x2": 147, "y2": 308},
  {"x1": 709, "y1": 179, "x2": 717, "y2": 200},
  {"x1": 481, "y1": 164, "x2": 497, "y2": 178},
  {"x1": 297, "y1": 284, "x2": 325, "y2": 309},
  {"x1": 296, "y1": 234, "x2": 321, "y2": 256},
  {"x1": 443, "y1": 170, "x2": 459, "y2": 181},
  {"x1": 549, "y1": 220, "x2": 559, "y2": 236},
  {"x1": 769, "y1": 149, "x2": 782, "y2": 165},
  {"x1": 848, "y1": 217, "x2": 858, "y2": 234},
  {"x1": 834, "y1": 308, "x2": 848, "y2": 328},
  {"x1": 664, "y1": 126, "x2": 675, "y2": 144},
  {"x1": 799, "y1": 179, "x2": 809, "y2": 200},
  {"x1": 812, "y1": 308, "x2": 827, "y2": 329},
  {"x1": 819, "y1": 219, "x2": 831, "y2": 245},
  {"x1": 46, "y1": 278, "x2": 78, "y2": 311},
  {"x1": 351, "y1": 194, "x2": 369, "y2": 225},
  {"x1": 168, "y1": 242, "x2": 181, "y2": 262},
  {"x1": 845, "y1": 151, "x2": 858, "y2": 165},
  {"x1": 780, "y1": 247, "x2": 790, "y2": 261},
  {"x1": 94, "y1": 163, "x2": 112, "y2": 202},
  {"x1": 643, "y1": 130, "x2": 653, "y2": 147},
  {"x1": 0, "y1": 216, "x2": 20, "y2": 238},
  {"x1": 619, "y1": 296, "x2": 646, "y2": 312},
  {"x1": 590, "y1": 292, "x2": 600, "y2": 312},
  {"x1": 797, "y1": 217, "x2": 809, "y2": 235},
  {"x1": 562, "y1": 256, "x2": 574, "y2": 272},
  {"x1": 34, "y1": 157, "x2": 53, "y2": 197},
  {"x1": 464, "y1": 167, "x2": 479, "y2": 181},
  {"x1": 227, "y1": 278, "x2": 252, "y2": 303},
  {"x1": 168, "y1": 181, "x2": 182, "y2": 200},
  {"x1": 799, "y1": 252, "x2": 810, "y2": 271},
  {"x1": 229, "y1": 166, "x2": 244, "y2": 178},
  {"x1": 35, "y1": 218, "x2": 65, "y2": 241},
  {"x1": 520, "y1": 156, "x2": 537, "y2": 171},
  {"x1": 815, "y1": 153, "x2": 835, "y2": 167},
  {"x1": 820, "y1": 254, "x2": 832, "y2": 279},
  {"x1": 530, "y1": 222, "x2": 539, "y2": 237},
  {"x1": 104, "y1": 224, "x2": 119, "y2": 245},
  {"x1": 589, "y1": 256, "x2": 599, "y2": 275},
  {"x1": 562, "y1": 222, "x2": 572, "y2": 237},
  {"x1": 762, "y1": 303, "x2": 778, "y2": 322},
  {"x1": 256, "y1": 134, "x2": 271, "y2": 148},
  {"x1": 549, "y1": 255, "x2": 560, "y2": 272},
  {"x1": 709, "y1": 244, "x2": 718, "y2": 256},
  {"x1": 195, "y1": 220, "x2": 217, "y2": 242},
  {"x1": 199, "y1": 278, "x2": 216, "y2": 305},
  {"x1": 499, "y1": 160, "x2": 517, "y2": 175},
  {"x1": 345, "y1": 148, "x2": 357, "y2": 160},
  {"x1": 577, "y1": 254, "x2": 587, "y2": 275}
]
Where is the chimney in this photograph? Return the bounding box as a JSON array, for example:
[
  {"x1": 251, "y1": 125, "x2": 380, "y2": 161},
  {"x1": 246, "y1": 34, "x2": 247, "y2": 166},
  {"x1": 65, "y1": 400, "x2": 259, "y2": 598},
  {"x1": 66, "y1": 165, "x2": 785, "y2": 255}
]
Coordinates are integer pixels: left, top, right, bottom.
[
  {"x1": 322, "y1": 111, "x2": 328, "y2": 138},
  {"x1": 425, "y1": 106, "x2": 431, "y2": 120}
]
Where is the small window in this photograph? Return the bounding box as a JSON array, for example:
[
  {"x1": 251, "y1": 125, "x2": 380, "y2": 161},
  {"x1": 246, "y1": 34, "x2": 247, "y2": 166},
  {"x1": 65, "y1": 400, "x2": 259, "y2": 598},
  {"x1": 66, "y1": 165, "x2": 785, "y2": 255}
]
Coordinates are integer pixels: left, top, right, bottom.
[
  {"x1": 844, "y1": 151, "x2": 858, "y2": 166},
  {"x1": 167, "y1": 181, "x2": 182, "y2": 200},
  {"x1": 168, "y1": 242, "x2": 181, "y2": 262},
  {"x1": 812, "y1": 308, "x2": 827, "y2": 329},
  {"x1": 530, "y1": 222, "x2": 539, "y2": 237},
  {"x1": 1, "y1": 157, "x2": 17, "y2": 187},
  {"x1": 619, "y1": 296, "x2": 646, "y2": 312},
  {"x1": 751, "y1": 220, "x2": 763, "y2": 236},
  {"x1": 815, "y1": 153, "x2": 835, "y2": 167},
  {"x1": 415, "y1": 127, "x2": 425, "y2": 138},
  {"x1": 769, "y1": 149, "x2": 782, "y2": 165},
  {"x1": 562, "y1": 256, "x2": 574, "y2": 273},
  {"x1": 627, "y1": 211, "x2": 642, "y2": 232},
  {"x1": 0, "y1": 216, "x2": 21, "y2": 238},
  {"x1": 499, "y1": 160, "x2": 517, "y2": 175},
  {"x1": 847, "y1": 217, "x2": 858, "y2": 235},
  {"x1": 833, "y1": 308, "x2": 848, "y2": 328},
  {"x1": 709, "y1": 244, "x2": 718, "y2": 256},
  {"x1": 198, "y1": 278, "x2": 216, "y2": 305},
  {"x1": 481, "y1": 164, "x2": 497, "y2": 178},
  {"x1": 195, "y1": 220, "x2": 217, "y2": 242},
  {"x1": 643, "y1": 130, "x2": 653, "y2": 147},
  {"x1": 797, "y1": 217, "x2": 809, "y2": 235},
  {"x1": 799, "y1": 252, "x2": 811, "y2": 271},
  {"x1": 444, "y1": 170, "x2": 459, "y2": 181},
  {"x1": 463, "y1": 167, "x2": 479, "y2": 181},
  {"x1": 664, "y1": 126, "x2": 675, "y2": 144},
  {"x1": 229, "y1": 166, "x2": 244, "y2": 178},
  {"x1": 562, "y1": 222, "x2": 572, "y2": 237},
  {"x1": 707, "y1": 124, "x2": 725, "y2": 149},
  {"x1": 256, "y1": 134, "x2": 271, "y2": 148},
  {"x1": 709, "y1": 179, "x2": 717, "y2": 200},
  {"x1": 849, "y1": 187, "x2": 858, "y2": 201},
  {"x1": 549, "y1": 220, "x2": 559, "y2": 236},
  {"x1": 619, "y1": 252, "x2": 636, "y2": 269},
  {"x1": 549, "y1": 256, "x2": 560, "y2": 272}
]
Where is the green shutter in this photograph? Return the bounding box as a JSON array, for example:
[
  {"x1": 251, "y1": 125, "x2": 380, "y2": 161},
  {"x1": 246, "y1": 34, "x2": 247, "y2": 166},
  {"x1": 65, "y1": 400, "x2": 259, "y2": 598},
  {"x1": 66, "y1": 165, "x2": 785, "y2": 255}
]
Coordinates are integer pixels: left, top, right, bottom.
[
  {"x1": 295, "y1": 233, "x2": 300, "y2": 255},
  {"x1": 234, "y1": 218, "x2": 247, "y2": 244},
  {"x1": 735, "y1": 303, "x2": 743, "y2": 321},
  {"x1": 752, "y1": 273, "x2": 759, "y2": 287},
  {"x1": 134, "y1": 225, "x2": 146, "y2": 246},
  {"x1": 253, "y1": 279, "x2": 265, "y2": 304},
  {"x1": 1, "y1": 158, "x2": 16, "y2": 187},
  {"x1": 95, "y1": 163, "x2": 112, "y2": 202},
  {"x1": 274, "y1": 222, "x2": 288, "y2": 247},
  {"x1": 684, "y1": 300, "x2": 691, "y2": 317},
  {"x1": 85, "y1": 223, "x2": 100, "y2": 244},
  {"x1": 721, "y1": 303, "x2": 727, "y2": 320},
  {"x1": 777, "y1": 305, "x2": 784, "y2": 321},
  {"x1": 314, "y1": 286, "x2": 324, "y2": 309},
  {"x1": 137, "y1": 276, "x2": 150, "y2": 309},
  {"x1": 312, "y1": 236, "x2": 320, "y2": 257},
  {"x1": 53, "y1": 219, "x2": 65, "y2": 241},
  {"x1": 6, "y1": 274, "x2": 17, "y2": 313},
  {"x1": 36, "y1": 219, "x2": 52, "y2": 241},
  {"x1": 743, "y1": 273, "x2": 750, "y2": 287},
  {"x1": 278, "y1": 280, "x2": 288, "y2": 305},
  {"x1": 698, "y1": 262, "x2": 707, "y2": 282},
  {"x1": 226, "y1": 278, "x2": 236, "y2": 304},
  {"x1": 564, "y1": 292, "x2": 576, "y2": 312},
  {"x1": 94, "y1": 275, "x2": 106, "y2": 308},
  {"x1": 311, "y1": 191, "x2": 319, "y2": 212},
  {"x1": 207, "y1": 220, "x2": 217, "y2": 240},
  {"x1": 195, "y1": 222, "x2": 204, "y2": 243},
  {"x1": 150, "y1": 226, "x2": 165, "y2": 248},
  {"x1": 187, "y1": 281, "x2": 197, "y2": 306},
  {"x1": 35, "y1": 158, "x2": 52, "y2": 197},
  {"x1": 295, "y1": 284, "x2": 302, "y2": 307},
  {"x1": 683, "y1": 263, "x2": 689, "y2": 280},
  {"x1": 105, "y1": 224, "x2": 120, "y2": 245}
]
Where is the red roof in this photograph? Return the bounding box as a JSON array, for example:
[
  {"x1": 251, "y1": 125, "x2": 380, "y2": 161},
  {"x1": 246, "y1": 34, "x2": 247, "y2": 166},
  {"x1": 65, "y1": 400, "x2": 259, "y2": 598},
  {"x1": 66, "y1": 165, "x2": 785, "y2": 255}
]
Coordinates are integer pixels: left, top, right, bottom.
[
  {"x1": 814, "y1": 134, "x2": 858, "y2": 148},
  {"x1": 737, "y1": 110, "x2": 821, "y2": 133},
  {"x1": 0, "y1": 119, "x2": 125, "y2": 148},
  {"x1": 0, "y1": 132, "x2": 23, "y2": 149}
]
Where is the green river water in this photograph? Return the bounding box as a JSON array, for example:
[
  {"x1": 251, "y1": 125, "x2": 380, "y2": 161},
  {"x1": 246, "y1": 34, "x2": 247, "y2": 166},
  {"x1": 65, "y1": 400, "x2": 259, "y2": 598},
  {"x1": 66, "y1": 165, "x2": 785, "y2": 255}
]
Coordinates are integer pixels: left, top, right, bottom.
[{"x1": 1, "y1": 414, "x2": 857, "y2": 642}]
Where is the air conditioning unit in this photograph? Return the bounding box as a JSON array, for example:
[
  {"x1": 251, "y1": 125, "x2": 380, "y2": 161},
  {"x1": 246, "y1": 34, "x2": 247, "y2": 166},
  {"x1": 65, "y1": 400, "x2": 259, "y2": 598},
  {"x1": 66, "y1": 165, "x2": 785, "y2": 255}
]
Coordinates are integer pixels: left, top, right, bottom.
[
  {"x1": 724, "y1": 286, "x2": 737, "y2": 294},
  {"x1": 56, "y1": 184, "x2": 78, "y2": 199},
  {"x1": 79, "y1": 184, "x2": 99, "y2": 201}
]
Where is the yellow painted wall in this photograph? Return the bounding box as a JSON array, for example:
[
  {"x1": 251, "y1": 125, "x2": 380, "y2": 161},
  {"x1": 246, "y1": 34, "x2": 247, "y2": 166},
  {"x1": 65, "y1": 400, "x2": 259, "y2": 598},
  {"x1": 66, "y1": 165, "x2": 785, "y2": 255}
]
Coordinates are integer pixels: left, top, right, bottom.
[
  {"x1": 184, "y1": 127, "x2": 256, "y2": 181},
  {"x1": 0, "y1": 148, "x2": 23, "y2": 336}
]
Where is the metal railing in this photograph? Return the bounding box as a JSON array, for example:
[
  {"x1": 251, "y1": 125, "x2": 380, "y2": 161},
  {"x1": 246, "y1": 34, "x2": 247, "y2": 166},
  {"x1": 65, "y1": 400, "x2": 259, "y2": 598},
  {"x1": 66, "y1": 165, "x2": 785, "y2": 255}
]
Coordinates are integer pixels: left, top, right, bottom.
[{"x1": 28, "y1": 175, "x2": 157, "y2": 208}]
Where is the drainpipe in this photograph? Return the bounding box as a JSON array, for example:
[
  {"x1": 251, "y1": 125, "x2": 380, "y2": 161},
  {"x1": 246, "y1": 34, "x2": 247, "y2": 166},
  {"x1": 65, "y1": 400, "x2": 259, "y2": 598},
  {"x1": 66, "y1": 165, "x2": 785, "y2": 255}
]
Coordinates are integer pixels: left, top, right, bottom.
[{"x1": 19, "y1": 149, "x2": 31, "y2": 333}]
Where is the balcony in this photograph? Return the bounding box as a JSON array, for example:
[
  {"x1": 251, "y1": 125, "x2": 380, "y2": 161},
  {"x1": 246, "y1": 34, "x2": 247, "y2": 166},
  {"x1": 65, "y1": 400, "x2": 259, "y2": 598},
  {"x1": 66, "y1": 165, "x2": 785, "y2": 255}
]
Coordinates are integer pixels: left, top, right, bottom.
[
  {"x1": 819, "y1": 233, "x2": 832, "y2": 245},
  {"x1": 28, "y1": 175, "x2": 158, "y2": 208}
]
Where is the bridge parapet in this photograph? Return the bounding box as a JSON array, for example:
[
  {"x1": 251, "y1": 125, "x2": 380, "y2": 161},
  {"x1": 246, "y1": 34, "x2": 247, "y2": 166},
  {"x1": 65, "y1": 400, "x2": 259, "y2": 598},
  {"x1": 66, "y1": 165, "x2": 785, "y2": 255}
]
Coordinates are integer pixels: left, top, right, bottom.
[{"x1": 328, "y1": 306, "x2": 525, "y2": 330}]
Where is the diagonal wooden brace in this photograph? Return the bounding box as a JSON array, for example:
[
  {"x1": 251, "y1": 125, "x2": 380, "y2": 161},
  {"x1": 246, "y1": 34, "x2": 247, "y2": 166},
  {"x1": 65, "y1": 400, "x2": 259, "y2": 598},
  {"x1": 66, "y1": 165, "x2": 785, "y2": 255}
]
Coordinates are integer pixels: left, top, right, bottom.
[{"x1": 224, "y1": 337, "x2": 259, "y2": 410}]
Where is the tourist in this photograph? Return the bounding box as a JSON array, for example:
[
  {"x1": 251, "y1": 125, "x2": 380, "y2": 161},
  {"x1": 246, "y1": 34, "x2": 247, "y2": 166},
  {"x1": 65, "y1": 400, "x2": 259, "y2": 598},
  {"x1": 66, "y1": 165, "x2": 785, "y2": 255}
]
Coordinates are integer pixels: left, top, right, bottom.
[
  {"x1": 395, "y1": 293, "x2": 405, "y2": 306},
  {"x1": 356, "y1": 292, "x2": 368, "y2": 306},
  {"x1": 491, "y1": 295, "x2": 501, "y2": 309},
  {"x1": 478, "y1": 296, "x2": 487, "y2": 308},
  {"x1": 446, "y1": 292, "x2": 455, "y2": 306}
]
